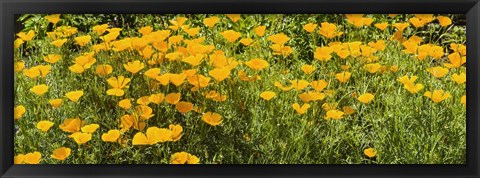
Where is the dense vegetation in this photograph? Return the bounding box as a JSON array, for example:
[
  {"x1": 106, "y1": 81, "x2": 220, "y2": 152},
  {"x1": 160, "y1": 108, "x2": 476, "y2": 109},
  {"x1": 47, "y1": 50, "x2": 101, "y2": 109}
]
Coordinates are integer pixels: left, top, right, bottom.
[{"x1": 13, "y1": 14, "x2": 466, "y2": 164}]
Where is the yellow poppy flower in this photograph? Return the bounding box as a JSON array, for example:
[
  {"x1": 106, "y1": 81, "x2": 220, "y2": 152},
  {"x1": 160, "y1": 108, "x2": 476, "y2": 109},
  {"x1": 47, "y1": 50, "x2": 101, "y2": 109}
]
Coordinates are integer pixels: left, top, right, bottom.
[
  {"x1": 303, "y1": 23, "x2": 318, "y2": 33},
  {"x1": 345, "y1": 14, "x2": 367, "y2": 27},
  {"x1": 134, "y1": 105, "x2": 154, "y2": 120},
  {"x1": 428, "y1": 45, "x2": 444, "y2": 60},
  {"x1": 437, "y1": 16, "x2": 452, "y2": 27},
  {"x1": 245, "y1": 58, "x2": 269, "y2": 71},
  {"x1": 176, "y1": 101, "x2": 193, "y2": 114},
  {"x1": 451, "y1": 73, "x2": 466, "y2": 85},
  {"x1": 357, "y1": 93, "x2": 375, "y2": 104},
  {"x1": 184, "y1": 27, "x2": 200, "y2": 37},
  {"x1": 114, "y1": 38, "x2": 135, "y2": 51},
  {"x1": 363, "y1": 63, "x2": 382, "y2": 74},
  {"x1": 271, "y1": 43, "x2": 293, "y2": 56},
  {"x1": 81, "y1": 124, "x2": 100, "y2": 133},
  {"x1": 182, "y1": 69, "x2": 198, "y2": 77},
  {"x1": 364, "y1": 148, "x2": 377, "y2": 158},
  {"x1": 14, "y1": 61, "x2": 25, "y2": 73},
  {"x1": 149, "y1": 93, "x2": 165, "y2": 104},
  {"x1": 118, "y1": 98, "x2": 133, "y2": 109},
  {"x1": 450, "y1": 43, "x2": 466, "y2": 56},
  {"x1": 165, "y1": 93, "x2": 181, "y2": 105},
  {"x1": 38, "y1": 65, "x2": 52, "y2": 77},
  {"x1": 167, "y1": 35, "x2": 183, "y2": 46},
  {"x1": 389, "y1": 65, "x2": 399, "y2": 72},
  {"x1": 101, "y1": 31, "x2": 120, "y2": 42},
  {"x1": 301, "y1": 64, "x2": 316, "y2": 74},
  {"x1": 393, "y1": 22, "x2": 410, "y2": 31},
  {"x1": 426, "y1": 67, "x2": 449, "y2": 78},
  {"x1": 182, "y1": 54, "x2": 204, "y2": 67},
  {"x1": 203, "y1": 16, "x2": 220, "y2": 28},
  {"x1": 106, "y1": 76, "x2": 131, "y2": 96},
  {"x1": 22, "y1": 67, "x2": 39, "y2": 78},
  {"x1": 398, "y1": 75, "x2": 418, "y2": 86},
  {"x1": 65, "y1": 90, "x2": 84, "y2": 102},
  {"x1": 254, "y1": 26, "x2": 266, "y2": 37},
  {"x1": 239, "y1": 38, "x2": 254, "y2": 46},
  {"x1": 165, "y1": 52, "x2": 183, "y2": 61},
  {"x1": 14, "y1": 154, "x2": 25, "y2": 164},
  {"x1": 95, "y1": 64, "x2": 113, "y2": 76},
  {"x1": 202, "y1": 90, "x2": 227, "y2": 102},
  {"x1": 374, "y1": 22, "x2": 389, "y2": 31},
  {"x1": 106, "y1": 81, "x2": 129, "y2": 97},
  {"x1": 71, "y1": 132, "x2": 92, "y2": 144},
  {"x1": 30, "y1": 84, "x2": 49, "y2": 96},
  {"x1": 92, "y1": 24, "x2": 109, "y2": 35},
  {"x1": 43, "y1": 54, "x2": 62, "y2": 64},
  {"x1": 45, "y1": 14, "x2": 61, "y2": 24},
  {"x1": 74, "y1": 35, "x2": 91, "y2": 47},
  {"x1": 461, "y1": 95, "x2": 466, "y2": 106},
  {"x1": 220, "y1": 30, "x2": 242, "y2": 43},
  {"x1": 424, "y1": 90, "x2": 451, "y2": 103},
  {"x1": 68, "y1": 64, "x2": 85, "y2": 74},
  {"x1": 209, "y1": 51, "x2": 228, "y2": 67},
  {"x1": 267, "y1": 33, "x2": 290, "y2": 45},
  {"x1": 409, "y1": 17, "x2": 425, "y2": 28},
  {"x1": 226, "y1": 14, "x2": 241, "y2": 22},
  {"x1": 169, "y1": 73, "x2": 187, "y2": 86},
  {"x1": 23, "y1": 151, "x2": 42, "y2": 164},
  {"x1": 101, "y1": 130, "x2": 121, "y2": 142},
  {"x1": 209, "y1": 67, "x2": 231, "y2": 82},
  {"x1": 414, "y1": 14, "x2": 435, "y2": 23},
  {"x1": 318, "y1": 22, "x2": 343, "y2": 38},
  {"x1": 123, "y1": 60, "x2": 145, "y2": 74},
  {"x1": 368, "y1": 40, "x2": 386, "y2": 51},
  {"x1": 132, "y1": 127, "x2": 162, "y2": 145},
  {"x1": 120, "y1": 114, "x2": 143, "y2": 131},
  {"x1": 14, "y1": 38, "x2": 24, "y2": 49},
  {"x1": 51, "y1": 147, "x2": 71, "y2": 161},
  {"x1": 138, "y1": 26, "x2": 153, "y2": 36},
  {"x1": 343, "y1": 106, "x2": 356, "y2": 115},
  {"x1": 69, "y1": 52, "x2": 96, "y2": 74},
  {"x1": 202, "y1": 112, "x2": 222, "y2": 126},
  {"x1": 156, "y1": 73, "x2": 172, "y2": 85},
  {"x1": 335, "y1": 72, "x2": 351, "y2": 83},
  {"x1": 310, "y1": 80, "x2": 328, "y2": 92},
  {"x1": 290, "y1": 80, "x2": 309, "y2": 91},
  {"x1": 298, "y1": 92, "x2": 325, "y2": 103},
  {"x1": 314, "y1": 46, "x2": 334, "y2": 61},
  {"x1": 292, "y1": 103, "x2": 310, "y2": 115},
  {"x1": 170, "y1": 152, "x2": 200, "y2": 164},
  {"x1": 260, "y1": 91, "x2": 276, "y2": 101},
  {"x1": 187, "y1": 74, "x2": 211, "y2": 88},
  {"x1": 401, "y1": 40, "x2": 418, "y2": 54},
  {"x1": 156, "y1": 128, "x2": 174, "y2": 143},
  {"x1": 169, "y1": 124, "x2": 183, "y2": 141},
  {"x1": 59, "y1": 118, "x2": 84, "y2": 133},
  {"x1": 37, "y1": 120, "x2": 54, "y2": 132},
  {"x1": 107, "y1": 27, "x2": 122, "y2": 33},
  {"x1": 325, "y1": 109, "x2": 344, "y2": 120},
  {"x1": 444, "y1": 52, "x2": 466, "y2": 68},
  {"x1": 14, "y1": 105, "x2": 26, "y2": 120},
  {"x1": 17, "y1": 30, "x2": 35, "y2": 41},
  {"x1": 274, "y1": 82, "x2": 293, "y2": 92},
  {"x1": 404, "y1": 83, "x2": 424, "y2": 94}
]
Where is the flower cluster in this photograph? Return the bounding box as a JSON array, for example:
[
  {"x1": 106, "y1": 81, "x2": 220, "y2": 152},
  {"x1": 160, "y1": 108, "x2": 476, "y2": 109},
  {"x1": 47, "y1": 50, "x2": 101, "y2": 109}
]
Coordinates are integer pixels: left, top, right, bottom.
[{"x1": 13, "y1": 14, "x2": 465, "y2": 164}]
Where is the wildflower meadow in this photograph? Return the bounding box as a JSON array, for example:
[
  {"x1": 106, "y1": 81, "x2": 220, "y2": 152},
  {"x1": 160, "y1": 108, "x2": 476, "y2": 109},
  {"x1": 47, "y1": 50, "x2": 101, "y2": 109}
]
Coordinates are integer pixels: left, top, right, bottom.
[{"x1": 13, "y1": 14, "x2": 466, "y2": 164}]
